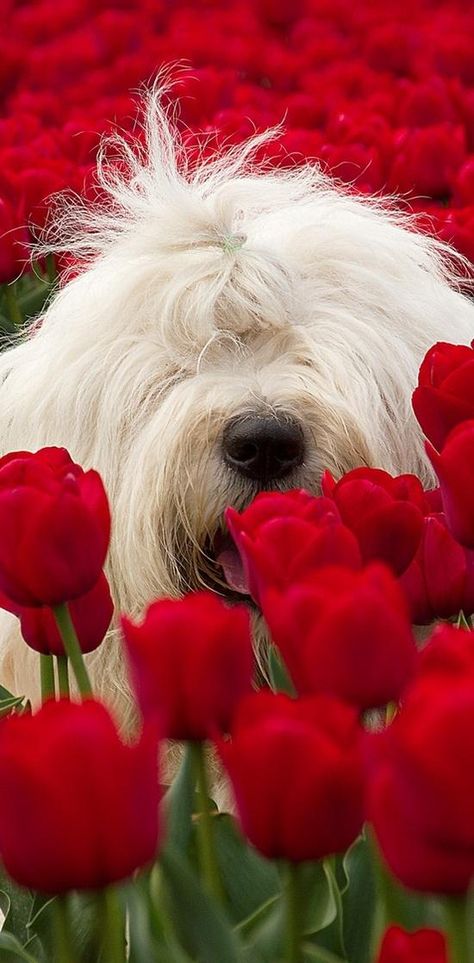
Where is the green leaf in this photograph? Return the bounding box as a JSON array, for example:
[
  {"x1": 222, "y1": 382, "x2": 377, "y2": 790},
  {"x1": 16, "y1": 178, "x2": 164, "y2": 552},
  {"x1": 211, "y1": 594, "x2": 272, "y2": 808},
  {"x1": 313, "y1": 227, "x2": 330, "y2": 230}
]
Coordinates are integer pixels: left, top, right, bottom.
[
  {"x1": 340, "y1": 835, "x2": 376, "y2": 963},
  {"x1": 0, "y1": 698, "x2": 25, "y2": 719},
  {"x1": 162, "y1": 744, "x2": 196, "y2": 855},
  {"x1": 160, "y1": 844, "x2": 243, "y2": 963},
  {"x1": 302, "y1": 944, "x2": 345, "y2": 963},
  {"x1": 0, "y1": 686, "x2": 17, "y2": 702},
  {"x1": 27, "y1": 892, "x2": 98, "y2": 963},
  {"x1": 456, "y1": 611, "x2": 472, "y2": 630},
  {"x1": 315, "y1": 860, "x2": 346, "y2": 959},
  {"x1": 125, "y1": 874, "x2": 192, "y2": 963},
  {"x1": 0, "y1": 932, "x2": 39, "y2": 962},
  {"x1": 267, "y1": 645, "x2": 296, "y2": 696},
  {"x1": 0, "y1": 686, "x2": 25, "y2": 718},
  {"x1": 212, "y1": 814, "x2": 280, "y2": 924},
  {"x1": 240, "y1": 896, "x2": 285, "y2": 963},
  {"x1": 16, "y1": 284, "x2": 52, "y2": 323},
  {"x1": 0, "y1": 872, "x2": 36, "y2": 947},
  {"x1": 241, "y1": 861, "x2": 337, "y2": 963},
  {"x1": 303, "y1": 862, "x2": 338, "y2": 937},
  {"x1": 366, "y1": 830, "x2": 442, "y2": 959}
]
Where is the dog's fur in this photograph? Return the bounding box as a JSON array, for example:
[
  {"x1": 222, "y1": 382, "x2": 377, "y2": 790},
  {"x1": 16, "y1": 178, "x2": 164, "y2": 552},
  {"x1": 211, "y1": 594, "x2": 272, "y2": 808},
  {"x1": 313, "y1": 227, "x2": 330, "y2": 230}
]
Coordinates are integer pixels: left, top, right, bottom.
[{"x1": 0, "y1": 89, "x2": 473, "y2": 722}]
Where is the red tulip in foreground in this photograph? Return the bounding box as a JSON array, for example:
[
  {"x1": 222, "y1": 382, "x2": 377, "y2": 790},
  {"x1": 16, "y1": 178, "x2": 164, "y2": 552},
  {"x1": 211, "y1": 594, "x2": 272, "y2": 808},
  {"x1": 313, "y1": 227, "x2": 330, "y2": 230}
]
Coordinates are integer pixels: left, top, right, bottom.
[
  {"x1": 224, "y1": 489, "x2": 361, "y2": 604},
  {"x1": 412, "y1": 340, "x2": 474, "y2": 451},
  {"x1": 0, "y1": 447, "x2": 110, "y2": 607},
  {"x1": 122, "y1": 591, "x2": 253, "y2": 739},
  {"x1": 321, "y1": 468, "x2": 425, "y2": 575},
  {"x1": 219, "y1": 691, "x2": 365, "y2": 862},
  {"x1": 262, "y1": 564, "x2": 416, "y2": 710},
  {"x1": 377, "y1": 925, "x2": 447, "y2": 962},
  {"x1": 0, "y1": 699, "x2": 160, "y2": 892},
  {"x1": 367, "y1": 645, "x2": 474, "y2": 892},
  {"x1": 427, "y1": 421, "x2": 474, "y2": 549},
  {"x1": 416, "y1": 623, "x2": 474, "y2": 681},
  {"x1": 0, "y1": 572, "x2": 114, "y2": 656},
  {"x1": 399, "y1": 511, "x2": 474, "y2": 623}
]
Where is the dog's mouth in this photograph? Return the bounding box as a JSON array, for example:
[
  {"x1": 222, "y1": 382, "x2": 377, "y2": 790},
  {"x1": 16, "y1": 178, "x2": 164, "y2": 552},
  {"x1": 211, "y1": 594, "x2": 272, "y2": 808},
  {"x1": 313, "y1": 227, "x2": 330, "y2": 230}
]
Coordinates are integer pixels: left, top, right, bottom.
[
  {"x1": 199, "y1": 527, "x2": 254, "y2": 606},
  {"x1": 213, "y1": 529, "x2": 249, "y2": 595}
]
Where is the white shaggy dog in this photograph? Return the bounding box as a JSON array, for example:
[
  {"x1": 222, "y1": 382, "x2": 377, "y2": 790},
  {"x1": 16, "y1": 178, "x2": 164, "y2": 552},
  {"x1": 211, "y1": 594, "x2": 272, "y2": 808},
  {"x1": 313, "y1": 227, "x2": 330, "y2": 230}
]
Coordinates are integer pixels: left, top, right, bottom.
[{"x1": 0, "y1": 89, "x2": 473, "y2": 723}]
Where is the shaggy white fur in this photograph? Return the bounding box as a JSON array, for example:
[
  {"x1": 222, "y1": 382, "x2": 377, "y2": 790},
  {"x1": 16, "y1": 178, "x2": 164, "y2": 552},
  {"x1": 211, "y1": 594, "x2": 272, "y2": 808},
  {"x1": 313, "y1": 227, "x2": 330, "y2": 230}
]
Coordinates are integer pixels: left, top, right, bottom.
[{"x1": 0, "y1": 87, "x2": 473, "y2": 721}]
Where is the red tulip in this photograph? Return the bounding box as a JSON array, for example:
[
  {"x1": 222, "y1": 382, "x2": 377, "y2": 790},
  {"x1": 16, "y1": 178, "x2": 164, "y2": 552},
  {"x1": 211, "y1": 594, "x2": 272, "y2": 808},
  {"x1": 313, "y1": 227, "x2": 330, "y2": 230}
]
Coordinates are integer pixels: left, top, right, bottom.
[
  {"x1": 17, "y1": 573, "x2": 114, "y2": 656},
  {"x1": 321, "y1": 469, "x2": 424, "y2": 576},
  {"x1": 399, "y1": 512, "x2": 474, "y2": 623},
  {"x1": 0, "y1": 699, "x2": 160, "y2": 892},
  {"x1": 412, "y1": 341, "x2": 474, "y2": 450},
  {"x1": 426, "y1": 421, "x2": 474, "y2": 548},
  {"x1": 388, "y1": 123, "x2": 466, "y2": 198},
  {"x1": 367, "y1": 671, "x2": 474, "y2": 892},
  {"x1": 417, "y1": 623, "x2": 474, "y2": 681},
  {"x1": 377, "y1": 926, "x2": 447, "y2": 963},
  {"x1": 262, "y1": 564, "x2": 415, "y2": 710},
  {"x1": 0, "y1": 447, "x2": 110, "y2": 607},
  {"x1": 219, "y1": 691, "x2": 364, "y2": 862},
  {"x1": 121, "y1": 591, "x2": 253, "y2": 740},
  {"x1": 224, "y1": 490, "x2": 361, "y2": 604}
]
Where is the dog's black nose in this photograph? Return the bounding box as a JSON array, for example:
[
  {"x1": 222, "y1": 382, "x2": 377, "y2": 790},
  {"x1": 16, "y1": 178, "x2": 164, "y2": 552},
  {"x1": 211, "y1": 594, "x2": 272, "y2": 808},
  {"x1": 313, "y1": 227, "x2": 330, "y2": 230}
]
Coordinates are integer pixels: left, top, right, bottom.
[{"x1": 222, "y1": 415, "x2": 305, "y2": 482}]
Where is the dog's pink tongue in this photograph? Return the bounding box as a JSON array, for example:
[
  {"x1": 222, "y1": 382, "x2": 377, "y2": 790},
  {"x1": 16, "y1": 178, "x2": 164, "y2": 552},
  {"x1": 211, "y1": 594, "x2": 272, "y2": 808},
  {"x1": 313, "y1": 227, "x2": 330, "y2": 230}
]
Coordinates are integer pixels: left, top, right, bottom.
[{"x1": 216, "y1": 543, "x2": 249, "y2": 595}]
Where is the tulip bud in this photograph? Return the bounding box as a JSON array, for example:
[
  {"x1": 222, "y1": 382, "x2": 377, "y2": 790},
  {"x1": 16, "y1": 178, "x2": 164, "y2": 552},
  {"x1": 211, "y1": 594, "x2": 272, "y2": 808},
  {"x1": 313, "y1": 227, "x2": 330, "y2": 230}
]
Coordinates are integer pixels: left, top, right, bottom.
[
  {"x1": 412, "y1": 340, "x2": 474, "y2": 451},
  {"x1": 0, "y1": 448, "x2": 110, "y2": 607},
  {"x1": 122, "y1": 591, "x2": 253, "y2": 740},
  {"x1": 219, "y1": 691, "x2": 365, "y2": 862},
  {"x1": 0, "y1": 699, "x2": 160, "y2": 892}
]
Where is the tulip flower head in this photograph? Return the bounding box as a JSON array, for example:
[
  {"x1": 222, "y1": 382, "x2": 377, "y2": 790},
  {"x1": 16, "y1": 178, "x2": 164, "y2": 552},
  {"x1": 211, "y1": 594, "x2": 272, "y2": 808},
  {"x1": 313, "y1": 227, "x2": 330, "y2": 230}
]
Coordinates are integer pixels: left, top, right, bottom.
[
  {"x1": 122, "y1": 591, "x2": 253, "y2": 740},
  {"x1": 0, "y1": 699, "x2": 160, "y2": 892},
  {"x1": 219, "y1": 691, "x2": 365, "y2": 862},
  {"x1": 0, "y1": 448, "x2": 110, "y2": 607}
]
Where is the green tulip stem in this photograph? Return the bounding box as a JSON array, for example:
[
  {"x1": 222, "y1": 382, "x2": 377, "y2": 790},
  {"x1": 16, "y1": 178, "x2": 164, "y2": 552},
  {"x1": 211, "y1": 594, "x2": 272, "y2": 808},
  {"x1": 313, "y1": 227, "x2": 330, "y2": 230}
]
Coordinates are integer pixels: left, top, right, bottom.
[
  {"x1": 190, "y1": 741, "x2": 225, "y2": 904},
  {"x1": 39, "y1": 654, "x2": 56, "y2": 703},
  {"x1": 46, "y1": 252, "x2": 57, "y2": 286},
  {"x1": 99, "y1": 885, "x2": 126, "y2": 963},
  {"x1": 53, "y1": 896, "x2": 76, "y2": 963},
  {"x1": 56, "y1": 655, "x2": 70, "y2": 698},
  {"x1": 53, "y1": 604, "x2": 93, "y2": 698},
  {"x1": 444, "y1": 896, "x2": 473, "y2": 963},
  {"x1": 4, "y1": 284, "x2": 22, "y2": 327},
  {"x1": 285, "y1": 862, "x2": 304, "y2": 963}
]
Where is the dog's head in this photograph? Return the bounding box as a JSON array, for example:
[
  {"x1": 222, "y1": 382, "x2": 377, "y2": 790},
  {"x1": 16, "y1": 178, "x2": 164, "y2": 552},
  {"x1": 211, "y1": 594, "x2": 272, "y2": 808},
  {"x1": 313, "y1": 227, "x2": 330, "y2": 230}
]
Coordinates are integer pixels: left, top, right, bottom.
[{"x1": 4, "y1": 87, "x2": 474, "y2": 619}]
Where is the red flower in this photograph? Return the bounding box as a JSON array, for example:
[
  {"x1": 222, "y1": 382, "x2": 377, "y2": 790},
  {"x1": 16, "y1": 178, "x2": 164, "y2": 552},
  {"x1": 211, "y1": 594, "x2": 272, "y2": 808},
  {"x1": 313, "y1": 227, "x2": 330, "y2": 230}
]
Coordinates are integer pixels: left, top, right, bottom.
[
  {"x1": 377, "y1": 926, "x2": 447, "y2": 963},
  {"x1": 415, "y1": 623, "x2": 474, "y2": 681},
  {"x1": 224, "y1": 490, "x2": 361, "y2": 604},
  {"x1": 219, "y1": 691, "x2": 365, "y2": 862},
  {"x1": 121, "y1": 592, "x2": 253, "y2": 740},
  {"x1": 0, "y1": 448, "x2": 110, "y2": 607},
  {"x1": 0, "y1": 699, "x2": 160, "y2": 892},
  {"x1": 388, "y1": 123, "x2": 466, "y2": 198},
  {"x1": 321, "y1": 468, "x2": 424, "y2": 576},
  {"x1": 412, "y1": 341, "x2": 474, "y2": 451},
  {"x1": 399, "y1": 512, "x2": 474, "y2": 623},
  {"x1": 438, "y1": 206, "x2": 474, "y2": 263},
  {"x1": 367, "y1": 671, "x2": 474, "y2": 892},
  {"x1": 426, "y1": 421, "x2": 474, "y2": 548},
  {"x1": 262, "y1": 564, "x2": 415, "y2": 710},
  {"x1": 15, "y1": 573, "x2": 113, "y2": 656}
]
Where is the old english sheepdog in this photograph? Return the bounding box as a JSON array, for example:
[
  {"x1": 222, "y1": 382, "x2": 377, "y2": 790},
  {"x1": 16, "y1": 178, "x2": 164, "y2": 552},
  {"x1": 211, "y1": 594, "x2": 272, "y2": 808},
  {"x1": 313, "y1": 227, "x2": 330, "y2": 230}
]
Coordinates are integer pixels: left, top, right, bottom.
[{"x1": 0, "y1": 89, "x2": 473, "y2": 722}]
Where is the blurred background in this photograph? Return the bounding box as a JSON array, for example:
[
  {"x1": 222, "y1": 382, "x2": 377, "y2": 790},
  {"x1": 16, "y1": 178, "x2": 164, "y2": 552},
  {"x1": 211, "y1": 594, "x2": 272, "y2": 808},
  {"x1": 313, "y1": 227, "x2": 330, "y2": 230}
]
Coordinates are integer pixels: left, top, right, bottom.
[{"x1": 2, "y1": 0, "x2": 474, "y2": 340}]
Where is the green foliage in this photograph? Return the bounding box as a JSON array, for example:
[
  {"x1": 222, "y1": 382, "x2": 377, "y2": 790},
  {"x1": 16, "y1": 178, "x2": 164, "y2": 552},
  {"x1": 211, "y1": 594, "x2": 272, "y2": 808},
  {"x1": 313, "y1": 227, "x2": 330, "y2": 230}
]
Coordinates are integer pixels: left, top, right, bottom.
[
  {"x1": 267, "y1": 644, "x2": 296, "y2": 696},
  {"x1": 0, "y1": 270, "x2": 56, "y2": 349}
]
